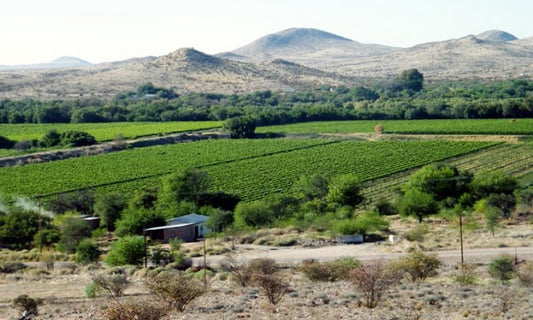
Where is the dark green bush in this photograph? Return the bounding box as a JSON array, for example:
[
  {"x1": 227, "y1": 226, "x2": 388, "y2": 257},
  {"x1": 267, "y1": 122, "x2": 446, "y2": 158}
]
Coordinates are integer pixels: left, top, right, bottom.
[
  {"x1": 390, "y1": 250, "x2": 442, "y2": 282},
  {"x1": 299, "y1": 258, "x2": 359, "y2": 282},
  {"x1": 75, "y1": 239, "x2": 101, "y2": 265},
  {"x1": 489, "y1": 255, "x2": 516, "y2": 282},
  {"x1": 60, "y1": 130, "x2": 96, "y2": 147},
  {"x1": 105, "y1": 236, "x2": 145, "y2": 266}
]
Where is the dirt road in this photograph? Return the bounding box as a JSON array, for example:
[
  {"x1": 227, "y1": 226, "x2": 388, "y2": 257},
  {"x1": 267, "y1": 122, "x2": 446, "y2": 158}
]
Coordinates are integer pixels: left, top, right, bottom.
[{"x1": 192, "y1": 244, "x2": 533, "y2": 266}]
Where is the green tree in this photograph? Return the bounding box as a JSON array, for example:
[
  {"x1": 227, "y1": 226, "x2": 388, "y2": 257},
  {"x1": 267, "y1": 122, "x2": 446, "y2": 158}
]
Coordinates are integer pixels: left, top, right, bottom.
[
  {"x1": 94, "y1": 192, "x2": 126, "y2": 231},
  {"x1": 157, "y1": 168, "x2": 211, "y2": 210},
  {"x1": 128, "y1": 186, "x2": 158, "y2": 209},
  {"x1": 398, "y1": 189, "x2": 439, "y2": 223},
  {"x1": 234, "y1": 201, "x2": 274, "y2": 227},
  {"x1": 0, "y1": 135, "x2": 15, "y2": 149},
  {"x1": 204, "y1": 207, "x2": 234, "y2": 233},
  {"x1": 403, "y1": 164, "x2": 472, "y2": 202},
  {"x1": 105, "y1": 236, "x2": 145, "y2": 266},
  {"x1": 398, "y1": 68, "x2": 424, "y2": 92},
  {"x1": 114, "y1": 207, "x2": 166, "y2": 237},
  {"x1": 294, "y1": 173, "x2": 330, "y2": 202},
  {"x1": 0, "y1": 209, "x2": 48, "y2": 249},
  {"x1": 326, "y1": 174, "x2": 364, "y2": 208},
  {"x1": 471, "y1": 171, "x2": 518, "y2": 199},
  {"x1": 223, "y1": 116, "x2": 257, "y2": 138},
  {"x1": 57, "y1": 217, "x2": 91, "y2": 253},
  {"x1": 59, "y1": 131, "x2": 97, "y2": 147}
]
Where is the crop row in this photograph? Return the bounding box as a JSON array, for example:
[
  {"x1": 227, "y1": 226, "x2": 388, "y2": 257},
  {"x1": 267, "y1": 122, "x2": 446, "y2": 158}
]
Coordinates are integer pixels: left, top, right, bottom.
[
  {"x1": 206, "y1": 141, "x2": 496, "y2": 201},
  {"x1": 257, "y1": 119, "x2": 533, "y2": 135},
  {"x1": 0, "y1": 121, "x2": 222, "y2": 142},
  {"x1": 0, "y1": 139, "x2": 330, "y2": 198}
]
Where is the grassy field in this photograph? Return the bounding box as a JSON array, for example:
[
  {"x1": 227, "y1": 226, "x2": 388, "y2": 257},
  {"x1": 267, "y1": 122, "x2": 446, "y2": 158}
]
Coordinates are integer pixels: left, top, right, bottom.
[
  {"x1": 0, "y1": 139, "x2": 495, "y2": 200},
  {"x1": 257, "y1": 119, "x2": 533, "y2": 135},
  {"x1": 0, "y1": 121, "x2": 222, "y2": 142}
]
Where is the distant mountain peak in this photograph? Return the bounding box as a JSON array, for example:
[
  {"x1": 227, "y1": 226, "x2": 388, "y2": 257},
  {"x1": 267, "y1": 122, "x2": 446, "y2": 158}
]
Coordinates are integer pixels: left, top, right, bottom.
[
  {"x1": 161, "y1": 48, "x2": 223, "y2": 67},
  {"x1": 476, "y1": 30, "x2": 518, "y2": 42},
  {"x1": 51, "y1": 56, "x2": 91, "y2": 65}
]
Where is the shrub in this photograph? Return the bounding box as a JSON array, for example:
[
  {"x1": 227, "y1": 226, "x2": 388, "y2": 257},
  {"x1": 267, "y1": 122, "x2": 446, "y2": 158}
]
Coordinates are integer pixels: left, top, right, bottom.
[
  {"x1": 103, "y1": 299, "x2": 169, "y2": 320},
  {"x1": 0, "y1": 262, "x2": 27, "y2": 274},
  {"x1": 60, "y1": 130, "x2": 97, "y2": 147},
  {"x1": 299, "y1": 258, "x2": 359, "y2": 282},
  {"x1": 75, "y1": 239, "x2": 101, "y2": 265},
  {"x1": 391, "y1": 250, "x2": 441, "y2": 282},
  {"x1": 92, "y1": 273, "x2": 130, "y2": 297},
  {"x1": 374, "y1": 197, "x2": 396, "y2": 216},
  {"x1": 248, "y1": 258, "x2": 279, "y2": 275},
  {"x1": 234, "y1": 201, "x2": 274, "y2": 227},
  {"x1": 219, "y1": 254, "x2": 252, "y2": 287},
  {"x1": 167, "y1": 251, "x2": 193, "y2": 271},
  {"x1": 0, "y1": 135, "x2": 15, "y2": 149},
  {"x1": 454, "y1": 263, "x2": 478, "y2": 285},
  {"x1": 57, "y1": 217, "x2": 91, "y2": 253},
  {"x1": 145, "y1": 271, "x2": 205, "y2": 312},
  {"x1": 105, "y1": 236, "x2": 145, "y2": 266},
  {"x1": 489, "y1": 255, "x2": 516, "y2": 282},
  {"x1": 517, "y1": 261, "x2": 533, "y2": 287},
  {"x1": 404, "y1": 223, "x2": 429, "y2": 242},
  {"x1": 349, "y1": 260, "x2": 399, "y2": 308},
  {"x1": 252, "y1": 273, "x2": 289, "y2": 305},
  {"x1": 40, "y1": 129, "x2": 61, "y2": 147},
  {"x1": 114, "y1": 207, "x2": 165, "y2": 236},
  {"x1": 85, "y1": 281, "x2": 100, "y2": 298},
  {"x1": 223, "y1": 116, "x2": 256, "y2": 139},
  {"x1": 12, "y1": 294, "x2": 41, "y2": 315}
]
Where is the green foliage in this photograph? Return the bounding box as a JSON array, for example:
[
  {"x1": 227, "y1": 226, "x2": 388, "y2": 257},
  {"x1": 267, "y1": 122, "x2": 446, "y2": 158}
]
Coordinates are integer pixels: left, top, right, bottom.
[
  {"x1": 234, "y1": 201, "x2": 274, "y2": 227},
  {"x1": 92, "y1": 273, "x2": 130, "y2": 297},
  {"x1": 105, "y1": 236, "x2": 145, "y2": 266},
  {"x1": 333, "y1": 212, "x2": 388, "y2": 235},
  {"x1": 57, "y1": 217, "x2": 91, "y2": 253},
  {"x1": 326, "y1": 174, "x2": 363, "y2": 208},
  {"x1": 374, "y1": 197, "x2": 397, "y2": 216},
  {"x1": 489, "y1": 255, "x2": 516, "y2": 282},
  {"x1": 40, "y1": 129, "x2": 61, "y2": 147},
  {"x1": 0, "y1": 208, "x2": 46, "y2": 249},
  {"x1": 223, "y1": 116, "x2": 256, "y2": 138},
  {"x1": 84, "y1": 282, "x2": 100, "y2": 298},
  {"x1": 391, "y1": 250, "x2": 442, "y2": 282},
  {"x1": 398, "y1": 68, "x2": 424, "y2": 92},
  {"x1": 157, "y1": 168, "x2": 211, "y2": 210},
  {"x1": 94, "y1": 191, "x2": 126, "y2": 231},
  {"x1": 114, "y1": 207, "x2": 165, "y2": 237},
  {"x1": 59, "y1": 130, "x2": 96, "y2": 147},
  {"x1": 484, "y1": 206, "x2": 501, "y2": 236},
  {"x1": 398, "y1": 189, "x2": 439, "y2": 223},
  {"x1": 454, "y1": 263, "x2": 478, "y2": 285},
  {"x1": 486, "y1": 193, "x2": 516, "y2": 218},
  {"x1": 128, "y1": 186, "x2": 158, "y2": 209},
  {"x1": 75, "y1": 239, "x2": 101, "y2": 265},
  {"x1": 471, "y1": 171, "x2": 518, "y2": 199},
  {"x1": 403, "y1": 164, "x2": 472, "y2": 202},
  {"x1": 204, "y1": 207, "x2": 234, "y2": 233},
  {"x1": 294, "y1": 173, "x2": 330, "y2": 202}
]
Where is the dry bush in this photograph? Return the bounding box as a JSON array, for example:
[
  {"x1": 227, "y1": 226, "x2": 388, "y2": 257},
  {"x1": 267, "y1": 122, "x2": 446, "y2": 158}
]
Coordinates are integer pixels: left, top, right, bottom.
[
  {"x1": 103, "y1": 299, "x2": 169, "y2": 320},
  {"x1": 374, "y1": 124, "x2": 384, "y2": 134},
  {"x1": 517, "y1": 261, "x2": 533, "y2": 287},
  {"x1": 252, "y1": 272, "x2": 289, "y2": 305},
  {"x1": 219, "y1": 254, "x2": 252, "y2": 287},
  {"x1": 248, "y1": 257, "x2": 279, "y2": 275},
  {"x1": 349, "y1": 260, "x2": 400, "y2": 308},
  {"x1": 12, "y1": 294, "x2": 42, "y2": 316},
  {"x1": 92, "y1": 274, "x2": 130, "y2": 297},
  {"x1": 145, "y1": 271, "x2": 205, "y2": 312},
  {"x1": 299, "y1": 257, "x2": 360, "y2": 282},
  {"x1": 390, "y1": 250, "x2": 441, "y2": 282}
]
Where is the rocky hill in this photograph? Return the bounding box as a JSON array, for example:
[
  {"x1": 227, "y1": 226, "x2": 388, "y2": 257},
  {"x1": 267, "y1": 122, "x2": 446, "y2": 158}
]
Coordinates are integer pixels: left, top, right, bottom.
[
  {"x1": 0, "y1": 48, "x2": 354, "y2": 99},
  {"x1": 0, "y1": 28, "x2": 532, "y2": 98},
  {"x1": 0, "y1": 56, "x2": 91, "y2": 71}
]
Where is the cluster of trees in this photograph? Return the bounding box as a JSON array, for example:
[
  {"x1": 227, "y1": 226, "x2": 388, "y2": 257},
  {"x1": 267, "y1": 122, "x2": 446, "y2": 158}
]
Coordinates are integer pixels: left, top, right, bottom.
[
  {"x1": 396, "y1": 164, "x2": 531, "y2": 236},
  {"x1": 0, "y1": 129, "x2": 97, "y2": 151},
  {"x1": 1, "y1": 74, "x2": 533, "y2": 125}
]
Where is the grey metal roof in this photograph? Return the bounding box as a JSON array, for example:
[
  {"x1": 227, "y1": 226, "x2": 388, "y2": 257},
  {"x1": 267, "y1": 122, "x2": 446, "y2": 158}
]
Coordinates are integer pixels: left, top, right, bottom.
[
  {"x1": 144, "y1": 222, "x2": 195, "y2": 232},
  {"x1": 168, "y1": 213, "x2": 208, "y2": 225}
]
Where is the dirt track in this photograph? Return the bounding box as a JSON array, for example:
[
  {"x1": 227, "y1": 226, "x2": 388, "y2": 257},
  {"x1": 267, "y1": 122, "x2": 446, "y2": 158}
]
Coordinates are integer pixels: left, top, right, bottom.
[{"x1": 192, "y1": 244, "x2": 533, "y2": 266}]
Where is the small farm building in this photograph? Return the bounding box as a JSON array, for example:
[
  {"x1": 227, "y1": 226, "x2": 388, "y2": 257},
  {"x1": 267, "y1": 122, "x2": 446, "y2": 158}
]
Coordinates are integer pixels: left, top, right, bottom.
[{"x1": 144, "y1": 213, "x2": 209, "y2": 243}]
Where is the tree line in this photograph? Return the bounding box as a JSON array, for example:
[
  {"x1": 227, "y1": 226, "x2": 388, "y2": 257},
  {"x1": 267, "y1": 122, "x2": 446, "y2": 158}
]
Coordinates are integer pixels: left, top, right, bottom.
[{"x1": 1, "y1": 73, "x2": 533, "y2": 125}]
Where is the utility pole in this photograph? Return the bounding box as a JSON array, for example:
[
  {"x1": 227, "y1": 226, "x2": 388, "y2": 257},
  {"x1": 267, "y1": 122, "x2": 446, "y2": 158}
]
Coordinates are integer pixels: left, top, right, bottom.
[
  {"x1": 203, "y1": 238, "x2": 207, "y2": 287},
  {"x1": 459, "y1": 210, "x2": 464, "y2": 265},
  {"x1": 143, "y1": 229, "x2": 148, "y2": 269},
  {"x1": 37, "y1": 196, "x2": 42, "y2": 256}
]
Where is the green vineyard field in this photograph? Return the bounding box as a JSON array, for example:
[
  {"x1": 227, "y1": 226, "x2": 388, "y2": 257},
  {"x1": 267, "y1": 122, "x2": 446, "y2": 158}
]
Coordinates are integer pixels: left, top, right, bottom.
[
  {"x1": 0, "y1": 121, "x2": 222, "y2": 142},
  {"x1": 0, "y1": 139, "x2": 496, "y2": 201},
  {"x1": 257, "y1": 119, "x2": 533, "y2": 135}
]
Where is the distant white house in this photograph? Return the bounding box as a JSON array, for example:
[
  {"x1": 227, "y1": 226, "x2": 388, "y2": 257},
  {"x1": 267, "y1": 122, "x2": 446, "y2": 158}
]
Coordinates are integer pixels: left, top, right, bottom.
[{"x1": 144, "y1": 213, "x2": 210, "y2": 243}]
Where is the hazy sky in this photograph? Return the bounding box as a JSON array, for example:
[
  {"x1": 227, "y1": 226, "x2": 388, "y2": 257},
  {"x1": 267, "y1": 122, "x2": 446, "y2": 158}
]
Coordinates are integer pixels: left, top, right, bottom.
[{"x1": 2, "y1": 0, "x2": 532, "y2": 65}]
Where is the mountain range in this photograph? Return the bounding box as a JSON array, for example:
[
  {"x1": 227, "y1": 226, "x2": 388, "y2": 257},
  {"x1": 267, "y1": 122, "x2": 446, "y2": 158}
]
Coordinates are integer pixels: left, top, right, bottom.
[{"x1": 0, "y1": 28, "x2": 532, "y2": 98}]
